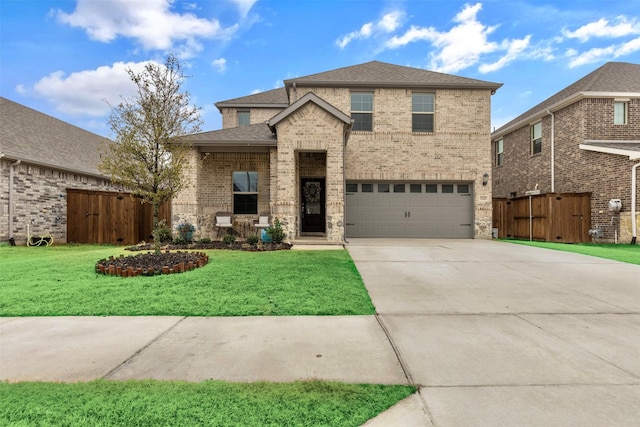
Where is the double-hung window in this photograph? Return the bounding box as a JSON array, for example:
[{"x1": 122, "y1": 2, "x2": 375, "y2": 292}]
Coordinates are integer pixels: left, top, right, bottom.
[
  {"x1": 238, "y1": 111, "x2": 250, "y2": 127},
  {"x1": 351, "y1": 92, "x2": 373, "y2": 131},
  {"x1": 495, "y1": 139, "x2": 504, "y2": 166},
  {"x1": 614, "y1": 101, "x2": 628, "y2": 125},
  {"x1": 412, "y1": 93, "x2": 435, "y2": 132},
  {"x1": 232, "y1": 171, "x2": 258, "y2": 214},
  {"x1": 531, "y1": 122, "x2": 542, "y2": 155}
]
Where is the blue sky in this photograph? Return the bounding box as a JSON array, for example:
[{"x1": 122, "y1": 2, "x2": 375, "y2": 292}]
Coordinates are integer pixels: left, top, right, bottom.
[{"x1": 1, "y1": 0, "x2": 639, "y2": 137}]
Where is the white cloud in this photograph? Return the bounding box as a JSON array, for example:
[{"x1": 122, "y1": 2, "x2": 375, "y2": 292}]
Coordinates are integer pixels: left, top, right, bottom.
[
  {"x1": 212, "y1": 58, "x2": 227, "y2": 72},
  {"x1": 230, "y1": 0, "x2": 258, "y2": 19},
  {"x1": 563, "y1": 16, "x2": 640, "y2": 42},
  {"x1": 55, "y1": 0, "x2": 238, "y2": 58},
  {"x1": 336, "y1": 10, "x2": 405, "y2": 49},
  {"x1": 479, "y1": 35, "x2": 531, "y2": 73},
  {"x1": 29, "y1": 61, "x2": 154, "y2": 116},
  {"x1": 567, "y1": 36, "x2": 640, "y2": 68},
  {"x1": 386, "y1": 3, "x2": 504, "y2": 73}
]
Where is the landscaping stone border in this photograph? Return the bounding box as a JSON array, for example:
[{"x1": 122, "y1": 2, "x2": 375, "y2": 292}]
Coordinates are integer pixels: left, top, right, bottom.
[{"x1": 96, "y1": 251, "x2": 209, "y2": 277}]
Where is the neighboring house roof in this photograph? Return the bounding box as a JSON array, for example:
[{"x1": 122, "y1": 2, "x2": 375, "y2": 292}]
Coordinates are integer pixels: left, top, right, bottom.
[
  {"x1": 0, "y1": 97, "x2": 111, "y2": 177},
  {"x1": 580, "y1": 140, "x2": 640, "y2": 160},
  {"x1": 493, "y1": 62, "x2": 640, "y2": 139},
  {"x1": 215, "y1": 88, "x2": 289, "y2": 112},
  {"x1": 268, "y1": 92, "x2": 352, "y2": 134},
  {"x1": 186, "y1": 123, "x2": 277, "y2": 147},
  {"x1": 285, "y1": 60, "x2": 503, "y2": 92}
]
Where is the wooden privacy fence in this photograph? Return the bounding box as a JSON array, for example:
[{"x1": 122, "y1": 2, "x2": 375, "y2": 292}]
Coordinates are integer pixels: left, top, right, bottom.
[
  {"x1": 492, "y1": 193, "x2": 591, "y2": 243},
  {"x1": 67, "y1": 189, "x2": 171, "y2": 245}
]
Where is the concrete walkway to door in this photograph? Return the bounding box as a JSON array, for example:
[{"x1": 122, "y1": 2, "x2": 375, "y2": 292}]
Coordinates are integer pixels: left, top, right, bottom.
[{"x1": 347, "y1": 239, "x2": 640, "y2": 427}]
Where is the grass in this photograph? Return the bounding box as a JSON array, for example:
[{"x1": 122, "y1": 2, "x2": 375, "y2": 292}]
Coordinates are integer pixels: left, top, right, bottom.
[
  {"x1": 0, "y1": 380, "x2": 416, "y2": 427},
  {"x1": 504, "y1": 240, "x2": 640, "y2": 265},
  {"x1": 0, "y1": 245, "x2": 375, "y2": 316}
]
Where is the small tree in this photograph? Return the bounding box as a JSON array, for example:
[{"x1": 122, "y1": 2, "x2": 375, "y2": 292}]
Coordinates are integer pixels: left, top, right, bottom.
[{"x1": 100, "y1": 54, "x2": 202, "y2": 253}]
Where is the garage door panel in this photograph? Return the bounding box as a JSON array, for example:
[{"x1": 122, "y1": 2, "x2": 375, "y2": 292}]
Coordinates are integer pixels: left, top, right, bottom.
[{"x1": 346, "y1": 181, "x2": 473, "y2": 238}]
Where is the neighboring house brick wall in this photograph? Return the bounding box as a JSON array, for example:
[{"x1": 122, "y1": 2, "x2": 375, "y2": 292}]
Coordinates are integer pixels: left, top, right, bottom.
[
  {"x1": 493, "y1": 98, "x2": 640, "y2": 241},
  {"x1": 220, "y1": 107, "x2": 285, "y2": 128},
  {"x1": 0, "y1": 159, "x2": 114, "y2": 244}
]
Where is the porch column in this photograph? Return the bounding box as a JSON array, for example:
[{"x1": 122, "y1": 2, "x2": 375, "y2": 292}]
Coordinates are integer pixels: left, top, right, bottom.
[
  {"x1": 273, "y1": 147, "x2": 297, "y2": 240},
  {"x1": 172, "y1": 148, "x2": 200, "y2": 234}
]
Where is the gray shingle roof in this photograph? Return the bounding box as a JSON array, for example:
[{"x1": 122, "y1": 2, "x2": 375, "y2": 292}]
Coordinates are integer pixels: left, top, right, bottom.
[
  {"x1": 215, "y1": 88, "x2": 289, "y2": 110},
  {"x1": 186, "y1": 123, "x2": 276, "y2": 146},
  {"x1": 580, "y1": 140, "x2": 640, "y2": 159},
  {"x1": 494, "y1": 62, "x2": 640, "y2": 137},
  {"x1": 285, "y1": 60, "x2": 503, "y2": 91},
  {"x1": 0, "y1": 97, "x2": 111, "y2": 177}
]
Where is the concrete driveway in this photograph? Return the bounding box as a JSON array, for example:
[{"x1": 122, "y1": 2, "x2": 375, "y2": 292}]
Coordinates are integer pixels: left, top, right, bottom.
[{"x1": 347, "y1": 239, "x2": 640, "y2": 427}]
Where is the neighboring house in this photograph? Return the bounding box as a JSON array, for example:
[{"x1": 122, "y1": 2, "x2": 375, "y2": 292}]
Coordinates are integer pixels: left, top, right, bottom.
[
  {"x1": 174, "y1": 61, "x2": 502, "y2": 242},
  {"x1": 491, "y1": 62, "x2": 640, "y2": 243},
  {"x1": 0, "y1": 97, "x2": 114, "y2": 244}
]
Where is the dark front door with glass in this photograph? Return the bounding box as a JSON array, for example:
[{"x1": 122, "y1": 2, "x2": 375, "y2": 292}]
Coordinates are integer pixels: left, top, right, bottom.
[{"x1": 301, "y1": 178, "x2": 325, "y2": 233}]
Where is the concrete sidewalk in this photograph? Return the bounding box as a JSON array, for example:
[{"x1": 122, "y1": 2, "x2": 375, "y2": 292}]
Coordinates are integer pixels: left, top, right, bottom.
[{"x1": 2, "y1": 239, "x2": 640, "y2": 426}]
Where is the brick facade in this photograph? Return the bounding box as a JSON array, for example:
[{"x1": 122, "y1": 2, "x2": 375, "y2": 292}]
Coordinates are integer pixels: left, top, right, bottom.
[
  {"x1": 493, "y1": 98, "x2": 640, "y2": 241},
  {"x1": 0, "y1": 159, "x2": 114, "y2": 244},
  {"x1": 177, "y1": 63, "x2": 497, "y2": 242}
]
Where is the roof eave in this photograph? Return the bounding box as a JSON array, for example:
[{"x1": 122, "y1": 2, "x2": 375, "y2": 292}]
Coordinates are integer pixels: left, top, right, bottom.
[
  {"x1": 285, "y1": 80, "x2": 502, "y2": 91},
  {"x1": 0, "y1": 153, "x2": 107, "y2": 179}
]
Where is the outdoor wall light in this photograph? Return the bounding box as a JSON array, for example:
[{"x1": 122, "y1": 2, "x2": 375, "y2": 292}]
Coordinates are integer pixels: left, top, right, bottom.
[{"x1": 482, "y1": 173, "x2": 490, "y2": 186}]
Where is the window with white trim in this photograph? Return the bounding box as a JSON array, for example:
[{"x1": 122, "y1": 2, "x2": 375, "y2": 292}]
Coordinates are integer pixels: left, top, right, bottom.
[
  {"x1": 495, "y1": 139, "x2": 504, "y2": 166},
  {"x1": 351, "y1": 92, "x2": 373, "y2": 131},
  {"x1": 232, "y1": 171, "x2": 258, "y2": 214},
  {"x1": 412, "y1": 93, "x2": 434, "y2": 132},
  {"x1": 238, "y1": 111, "x2": 250, "y2": 127},
  {"x1": 614, "y1": 102, "x2": 627, "y2": 125},
  {"x1": 531, "y1": 122, "x2": 542, "y2": 155}
]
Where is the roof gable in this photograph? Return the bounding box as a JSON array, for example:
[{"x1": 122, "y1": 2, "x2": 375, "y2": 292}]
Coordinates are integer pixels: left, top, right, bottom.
[
  {"x1": 285, "y1": 60, "x2": 502, "y2": 91},
  {"x1": 493, "y1": 62, "x2": 640, "y2": 138},
  {"x1": 268, "y1": 92, "x2": 352, "y2": 132},
  {"x1": 0, "y1": 97, "x2": 111, "y2": 177}
]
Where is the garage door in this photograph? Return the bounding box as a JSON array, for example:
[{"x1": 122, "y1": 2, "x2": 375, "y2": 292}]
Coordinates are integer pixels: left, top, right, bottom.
[{"x1": 345, "y1": 182, "x2": 474, "y2": 238}]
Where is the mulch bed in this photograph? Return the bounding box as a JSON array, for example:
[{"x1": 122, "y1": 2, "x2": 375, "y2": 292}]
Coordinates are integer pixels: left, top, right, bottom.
[
  {"x1": 97, "y1": 241, "x2": 292, "y2": 278},
  {"x1": 96, "y1": 251, "x2": 209, "y2": 277}
]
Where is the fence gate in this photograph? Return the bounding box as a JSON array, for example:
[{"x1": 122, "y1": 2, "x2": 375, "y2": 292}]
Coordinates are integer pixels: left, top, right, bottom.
[
  {"x1": 492, "y1": 193, "x2": 591, "y2": 243},
  {"x1": 67, "y1": 189, "x2": 171, "y2": 245}
]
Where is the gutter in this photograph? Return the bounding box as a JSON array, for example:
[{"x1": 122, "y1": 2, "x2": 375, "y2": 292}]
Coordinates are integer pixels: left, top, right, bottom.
[
  {"x1": 547, "y1": 110, "x2": 555, "y2": 192},
  {"x1": 632, "y1": 162, "x2": 639, "y2": 244},
  {"x1": 8, "y1": 159, "x2": 21, "y2": 240}
]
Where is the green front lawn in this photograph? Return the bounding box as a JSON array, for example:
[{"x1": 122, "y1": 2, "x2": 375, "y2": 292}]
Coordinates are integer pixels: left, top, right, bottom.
[
  {"x1": 0, "y1": 245, "x2": 375, "y2": 316},
  {"x1": 505, "y1": 240, "x2": 640, "y2": 265},
  {"x1": 0, "y1": 380, "x2": 415, "y2": 427}
]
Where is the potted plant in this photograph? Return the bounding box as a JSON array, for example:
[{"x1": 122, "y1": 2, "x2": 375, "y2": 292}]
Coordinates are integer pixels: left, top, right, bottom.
[{"x1": 177, "y1": 222, "x2": 196, "y2": 242}]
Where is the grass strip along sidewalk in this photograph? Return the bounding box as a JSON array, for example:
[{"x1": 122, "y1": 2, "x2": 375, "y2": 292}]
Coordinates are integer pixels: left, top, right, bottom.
[
  {"x1": 504, "y1": 240, "x2": 640, "y2": 265},
  {"x1": 0, "y1": 245, "x2": 375, "y2": 316},
  {"x1": 0, "y1": 380, "x2": 416, "y2": 427}
]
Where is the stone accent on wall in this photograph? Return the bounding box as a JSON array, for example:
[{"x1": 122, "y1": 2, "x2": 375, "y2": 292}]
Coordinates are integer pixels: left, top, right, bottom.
[
  {"x1": 0, "y1": 159, "x2": 114, "y2": 244},
  {"x1": 493, "y1": 98, "x2": 640, "y2": 241}
]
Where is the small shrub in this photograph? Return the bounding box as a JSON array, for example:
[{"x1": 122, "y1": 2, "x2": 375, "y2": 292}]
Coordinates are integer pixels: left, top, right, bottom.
[
  {"x1": 173, "y1": 237, "x2": 187, "y2": 245},
  {"x1": 199, "y1": 237, "x2": 212, "y2": 244},
  {"x1": 222, "y1": 234, "x2": 236, "y2": 245},
  {"x1": 154, "y1": 220, "x2": 173, "y2": 242},
  {"x1": 266, "y1": 218, "x2": 286, "y2": 244},
  {"x1": 246, "y1": 234, "x2": 259, "y2": 245}
]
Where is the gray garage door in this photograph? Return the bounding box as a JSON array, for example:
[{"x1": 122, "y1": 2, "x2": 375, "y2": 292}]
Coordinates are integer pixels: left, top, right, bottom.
[{"x1": 345, "y1": 182, "x2": 474, "y2": 238}]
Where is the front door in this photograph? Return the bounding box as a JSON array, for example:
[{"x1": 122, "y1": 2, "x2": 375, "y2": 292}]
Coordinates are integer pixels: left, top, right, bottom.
[{"x1": 301, "y1": 178, "x2": 325, "y2": 233}]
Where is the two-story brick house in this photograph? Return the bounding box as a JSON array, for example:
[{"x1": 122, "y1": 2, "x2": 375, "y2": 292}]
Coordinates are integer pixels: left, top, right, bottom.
[
  {"x1": 174, "y1": 61, "x2": 502, "y2": 242},
  {"x1": 491, "y1": 62, "x2": 640, "y2": 243}
]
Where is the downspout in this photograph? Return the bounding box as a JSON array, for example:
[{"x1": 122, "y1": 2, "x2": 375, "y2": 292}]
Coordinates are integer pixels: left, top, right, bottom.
[
  {"x1": 632, "y1": 161, "x2": 639, "y2": 244},
  {"x1": 547, "y1": 110, "x2": 555, "y2": 192},
  {"x1": 8, "y1": 159, "x2": 21, "y2": 241}
]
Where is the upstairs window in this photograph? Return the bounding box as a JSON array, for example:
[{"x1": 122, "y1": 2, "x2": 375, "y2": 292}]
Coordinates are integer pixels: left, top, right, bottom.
[
  {"x1": 351, "y1": 92, "x2": 373, "y2": 131},
  {"x1": 614, "y1": 101, "x2": 628, "y2": 125},
  {"x1": 531, "y1": 122, "x2": 542, "y2": 155},
  {"x1": 232, "y1": 171, "x2": 258, "y2": 214},
  {"x1": 238, "y1": 111, "x2": 250, "y2": 127},
  {"x1": 495, "y1": 139, "x2": 504, "y2": 166},
  {"x1": 412, "y1": 93, "x2": 434, "y2": 132}
]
